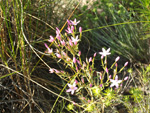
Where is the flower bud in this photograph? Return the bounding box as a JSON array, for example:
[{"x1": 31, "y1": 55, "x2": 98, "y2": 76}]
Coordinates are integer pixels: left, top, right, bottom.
[
  {"x1": 124, "y1": 62, "x2": 128, "y2": 67},
  {"x1": 89, "y1": 84, "x2": 92, "y2": 87},
  {"x1": 99, "y1": 84, "x2": 103, "y2": 87},
  {"x1": 124, "y1": 76, "x2": 128, "y2": 81},
  {"x1": 56, "y1": 53, "x2": 62, "y2": 58},
  {"x1": 115, "y1": 63, "x2": 118, "y2": 67},
  {"x1": 105, "y1": 68, "x2": 108, "y2": 73},
  {"x1": 81, "y1": 77, "x2": 84, "y2": 83},
  {"x1": 79, "y1": 27, "x2": 82, "y2": 33},
  {"x1": 75, "y1": 79, "x2": 78, "y2": 84},
  {"x1": 109, "y1": 75, "x2": 111, "y2": 79},
  {"x1": 76, "y1": 66, "x2": 78, "y2": 71},
  {"x1": 89, "y1": 57, "x2": 92, "y2": 63},
  {"x1": 94, "y1": 53, "x2": 97, "y2": 57},
  {"x1": 100, "y1": 75, "x2": 102, "y2": 80},
  {"x1": 115, "y1": 56, "x2": 120, "y2": 62},
  {"x1": 73, "y1": 57, "x2": 76, "y2": 63},
  {"x1": 78, "y1": 51, "x2": 81, "y2": 56}
]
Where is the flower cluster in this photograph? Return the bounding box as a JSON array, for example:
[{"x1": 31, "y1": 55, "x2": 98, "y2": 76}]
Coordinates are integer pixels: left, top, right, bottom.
[
  {"x1": 44, "y1": 19, "x2": 82, "y2": 76},
  {"x1": 44, "y1": 19, "x2": 129, "y2": 112}
]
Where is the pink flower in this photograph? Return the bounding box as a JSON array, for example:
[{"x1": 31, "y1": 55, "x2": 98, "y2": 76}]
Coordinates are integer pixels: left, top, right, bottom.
[
  {"x1": 49, "y1": 68, "x2": 54, "y2": 73},
  {"x1": 55, "y1": 53, "x2": 62, "y2": 58},
  {"x1": 66, "y1": 82, "x2": 78, "y2": 95},
  {"x1": 77, "y1": 60, "x2": 81, "y2": 68},
  {"x1": 76, "y1": 66, "x2": 78, "y2": 71},
  {"x1": 73, "y1": 57, "x2": 76, "y2": 63},
  {"x1": 124, "y1": 76, "x2": 128, "y2": 81},
  {"x1": 79, "y1": 27, "x2": 82, "y2": 33},
  {"x1": 115, "y1": 56, "x2": 120, "y2": 62},
  {"x1": 81, "y1": 77, "x2": 84, "y2": 83},
  {"x1": 62, "y1": 51, "x2": 67, "y2": 57},
  {"x1": 115, "y1": 63, "x2": 118, "y2": 67},
  {"x1": 89, "y1": 57, "x2": 92, "y2": 63},
  {"x1": 99, "y1": 48, "x2": 111, "y2": 57},
  {"x1": 71, "y1": 36, "x2": 80, "y2": 45},
  {"x1": 120, "y1": 84, "x2": 123, "y2": 87},
  {"x1": 67, "y1": 19, "x2": 71, "y2": 25},
  {"x1": 82, "y1": 97, "x2": 85, "y2": 100},
  {"x1": 56, "y1": 35, "x2": 61, "y2": 41},
  {"x1": 56, "y1": 27, "x2": 61, "y2": 41},
  {"x1": 109, "y1": 75, "x2": 112, "y2": 79},
  {"x1": 105, "y1": 68, "x2": 108, "y2": 73},
  {"x1": 61, "y1": 40, "x2": 66, "y2": 46},
  {"x1": 99, "y1": 84, "x2": 103, "y2": 87},
  {"x1": 61, "y1": 71, "x2": 65, "y2": 73},
  {"x1": 44, "y1": 43, "x2": 53, "y2": 54},
  {"x1": 54, "y1": 69, "x2": 60, "y2": 73},
  {"x1": 78, "y1": 51, "x2": 81, "y2": 56},
  {"x1": 69, "y1": 38, "x2": 73, "y2": 46},
  {"x1": 124, "y1": 62, "x2": 128, "y2": 67},
  {"x1": 110, "y1": 75, "x2": 122, "y2": 88},
  {"x1": 89, "y1": 84, "x2": 92, "y2": 87},
  {"x1": 66, "y1": 57, "x2": 71, "y2": 61},
  {"x1": 48, "y1": 35, "x2": 55, "y2": 42},
  {"x1": 94, "y1": 53, "x2": 97, "y2": 57},
  {"x1": 65, "y1": 26, "x2": 73, "y2": 34},
  {"x1": 70, "y1": 18, "x2": 80, "y2": 26},
  {"x1": 56, "y1": 27, "x2": 60, "y2": 35},
  {"x1": 75, "y1": 79, "x2": 78, "y2": 84}
]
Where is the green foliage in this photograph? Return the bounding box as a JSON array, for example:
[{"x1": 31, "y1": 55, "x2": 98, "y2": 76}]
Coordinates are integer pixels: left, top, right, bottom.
[
  {"x1": 74, "y1": 0, "x2": 150, "y2": 63},
  {"x1": 0, "y1": 0, "x2": 75, "y2": 112},
  {"x1": 67, "y1": 104, "x2": 74, "y2": 111},
  {"x1": 130, "y1": 88, "x2": 143, "y2": 102},
  {"x1": 122, "y1": 64, "x2": 150, "y2": 113}
]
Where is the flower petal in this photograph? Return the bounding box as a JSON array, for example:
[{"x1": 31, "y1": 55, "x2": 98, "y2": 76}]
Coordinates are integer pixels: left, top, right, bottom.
[
  {"x1": 110, "y1": 83, "x2": 114, "y2": 87},
  {"x1": 73, "y1": 87, "x2": 78, "y2": 90},
  {"x1": 73, "y1": 82, "x2": 76, "y2": 87},
  {"x1": 107, "y1": 48, "x2": 110, "y2": 52},
  {"x1": 115, "y1": 84, "x2": 119, "y2": 88},
  {"x1": 66, "y1": 89, "x2": 71, "y2": 92},
  {"x1": 117, "y1": 80, "x2": 122, "y2": 83},
  {"x1": 115, "y1": 75, "x2": 118, "y2": 80},
  {"x1": 68, "y1": 84, "x2": 72, "y2": 87},
  {"x1": 71, "y1": 90, "x2": 75, "y2": 95}
]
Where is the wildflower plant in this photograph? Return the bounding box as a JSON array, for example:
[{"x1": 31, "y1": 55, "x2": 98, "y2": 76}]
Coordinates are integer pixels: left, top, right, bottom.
[{"x1": 44, "y1": 19, "x2": 129, "y2": 112}]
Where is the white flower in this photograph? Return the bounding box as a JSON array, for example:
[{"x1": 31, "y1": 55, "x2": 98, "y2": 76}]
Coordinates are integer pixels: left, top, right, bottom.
[
  {"x1": 99, "y1": 48, "x2": 111, "y2": 57},
  {"x1": 110, "y1": 75, "x2": 122, "y2": 88},
  {"x1": 70, "y1": 18, "x2": 80, "y2": 26},
  {"x1": 66, "y1": 82, "x2": 78, "y2": 95},
  {"x1": 71, "y1": 36, "x2": 80, "y2": 45}
]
